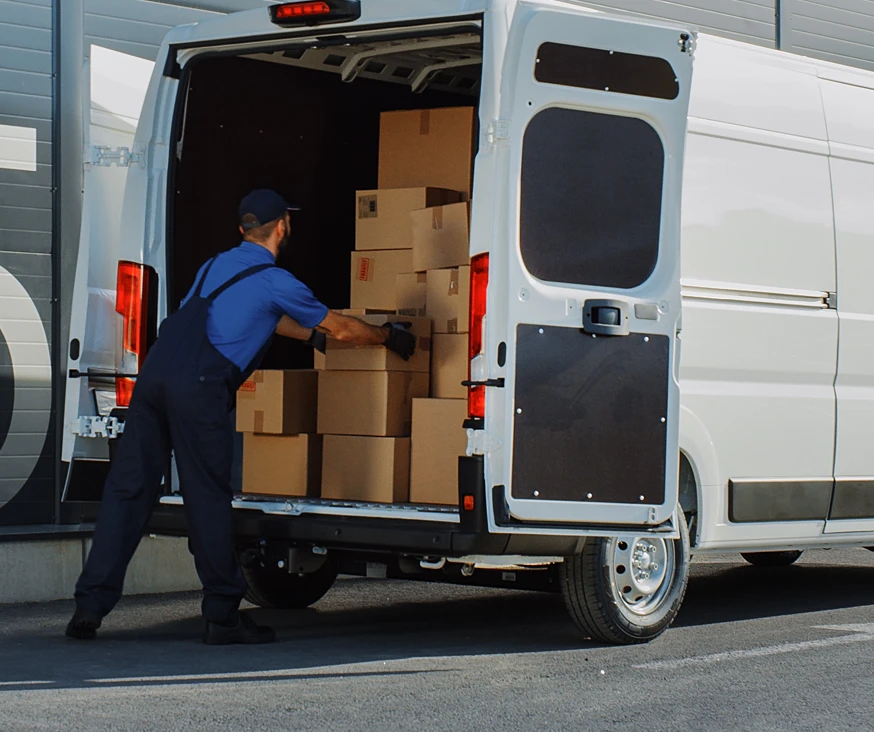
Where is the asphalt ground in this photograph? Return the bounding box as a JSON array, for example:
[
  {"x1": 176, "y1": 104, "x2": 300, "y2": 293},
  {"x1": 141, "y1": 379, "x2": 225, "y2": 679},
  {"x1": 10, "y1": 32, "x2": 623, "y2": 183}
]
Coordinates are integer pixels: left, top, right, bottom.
[{"x1": 2, "y1": 548, "x2": 874, "y2": 731}]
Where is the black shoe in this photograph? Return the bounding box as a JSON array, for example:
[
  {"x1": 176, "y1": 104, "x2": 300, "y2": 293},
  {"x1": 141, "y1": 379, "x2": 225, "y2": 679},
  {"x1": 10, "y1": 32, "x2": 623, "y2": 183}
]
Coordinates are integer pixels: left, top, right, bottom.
[
  {"x1": 65, "y1": 607, "x2": 102, "y2": 640},
  {"x1": 203, "y1": 613, "x2": 276, "y2": 645}
]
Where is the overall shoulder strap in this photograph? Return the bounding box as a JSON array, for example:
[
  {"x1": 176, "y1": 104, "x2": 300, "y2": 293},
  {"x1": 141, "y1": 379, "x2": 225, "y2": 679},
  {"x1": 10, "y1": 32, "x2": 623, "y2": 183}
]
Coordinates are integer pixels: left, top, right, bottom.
[
  {"x1": 192, "y1": 258, "x2": 217, "y2": 299},
  {"x1": 206, "y1": 263, "x2": 274, "y2": 301}
]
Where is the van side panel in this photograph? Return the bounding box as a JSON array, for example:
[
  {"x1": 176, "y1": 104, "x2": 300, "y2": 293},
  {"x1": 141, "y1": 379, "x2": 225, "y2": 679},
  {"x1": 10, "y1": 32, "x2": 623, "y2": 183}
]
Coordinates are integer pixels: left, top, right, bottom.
[
  {"x1": 822, "y1": 79, "x2": 874, "y2": 533},
  {"x1": 679, "y1": 37, "x2": 838, "y2": 547}
]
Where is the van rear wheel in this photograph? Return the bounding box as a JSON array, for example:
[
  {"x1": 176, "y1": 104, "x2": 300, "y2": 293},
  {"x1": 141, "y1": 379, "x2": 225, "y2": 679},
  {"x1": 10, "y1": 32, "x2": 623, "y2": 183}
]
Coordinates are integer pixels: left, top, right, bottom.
[
  {"x1": 240, "y1": 556, "x2": 338, "y2": 609},
  {"x1": 741, "y1": 550, "x2": 803, "y2": 567},
  {"x1": 560, "y1": 511, "x2": 690, "y2": 645}
]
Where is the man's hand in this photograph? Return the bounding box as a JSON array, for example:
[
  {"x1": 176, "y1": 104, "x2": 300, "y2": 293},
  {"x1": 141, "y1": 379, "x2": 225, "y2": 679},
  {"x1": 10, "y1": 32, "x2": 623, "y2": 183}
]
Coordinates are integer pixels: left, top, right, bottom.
[{"x1": 382, "y1": 322, "x2": 416, "y2": 361}]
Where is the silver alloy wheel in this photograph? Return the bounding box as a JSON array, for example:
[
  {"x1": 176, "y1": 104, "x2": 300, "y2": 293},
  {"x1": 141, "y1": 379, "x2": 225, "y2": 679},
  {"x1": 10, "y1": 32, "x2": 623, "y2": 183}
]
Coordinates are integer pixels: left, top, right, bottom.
[{"x1": 610, "y1": 535, "x2": 675, "y2": 617}]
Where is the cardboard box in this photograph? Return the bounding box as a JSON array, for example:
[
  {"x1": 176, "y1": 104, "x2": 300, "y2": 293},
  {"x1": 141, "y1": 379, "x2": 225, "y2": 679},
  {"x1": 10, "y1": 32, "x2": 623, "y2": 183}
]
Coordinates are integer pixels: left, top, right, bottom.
[
  {"x1": 350, "y1": 249, "x2": 413, "y2": 311},
  {"x1": 318, "y1": 370, "x2": 429, "y2": 437},
  {"x1": 431, "y1": 333, "x2": 468, "y2": 399},
  {"x1": 410, "y1": 398, "x2": 468, "y2": 505},
  {"x1": 321, "y1": 435, "x2": 410, "y2": 503},
  {"x1": 325, "y1": 313, "x2": 432, "y2": 373},
  {"x1": 313, "y1": 350, "x2": 326, "y2": 370},
  {"x1": 426, "y1": 266, "x2": 470, "y2": 334},
  {"x1": 396, "y1": 272, "x2": 427, "y2": 316},
  {"x1": 242, "y1": 432, "x2": 322, "y2": 497},
  {"x1": 356, "y1": 188, "x2": 462, "y2": 251},
  {"x1": 236, "y1": 370, "x2": 318, "y2": 434},
  {"x1": 411, "y1": 202, "x2": 470, "y2": 272},
  {"x1": 378, "y1": 107, "x2": 476, "y2": 196}
]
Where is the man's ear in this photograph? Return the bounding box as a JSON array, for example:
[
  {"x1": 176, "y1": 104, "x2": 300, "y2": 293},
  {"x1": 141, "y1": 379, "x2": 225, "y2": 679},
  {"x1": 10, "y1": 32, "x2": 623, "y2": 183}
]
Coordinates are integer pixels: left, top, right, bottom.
[{"x1": 239, "y1": 225, "x2": 245, "y2": 236}]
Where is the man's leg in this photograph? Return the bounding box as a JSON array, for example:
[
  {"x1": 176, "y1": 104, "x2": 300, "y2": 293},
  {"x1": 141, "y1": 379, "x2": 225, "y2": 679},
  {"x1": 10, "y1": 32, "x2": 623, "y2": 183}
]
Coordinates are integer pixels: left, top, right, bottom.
[{"x1": 69, "y1": 392, "x2": 170, "y2": 638}]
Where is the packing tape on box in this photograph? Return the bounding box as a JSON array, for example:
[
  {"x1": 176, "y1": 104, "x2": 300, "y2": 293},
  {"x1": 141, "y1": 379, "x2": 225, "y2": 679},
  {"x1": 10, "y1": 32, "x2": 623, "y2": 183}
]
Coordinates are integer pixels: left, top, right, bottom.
[
  {"x1": 419, "y1": 109, "x2": 430, "y2": 136},
  {"x1": 432, "y1": 208, "x2": 443, "y2": 230},
  {"x1": 254, "y1": 411, "x2": 265, "y2": 433},
  {"x1": 417, "y1": 272, "x2": 426, "y2": 284},
  {"x1": 447, "y1": 318, "x2": 459, "y2": 334},
  {"x1": 448, "y1": 268, "x2": 459, "y2": 295}
]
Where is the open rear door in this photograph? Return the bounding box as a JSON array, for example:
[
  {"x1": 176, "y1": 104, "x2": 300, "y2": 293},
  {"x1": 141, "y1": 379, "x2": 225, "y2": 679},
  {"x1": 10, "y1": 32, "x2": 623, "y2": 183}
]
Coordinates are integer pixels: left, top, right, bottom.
[
  {"x1": 486, "y1": 3, "x2": 694, "y2": 529},
  {"x1": 62, "y1": 46, "x2": 154, "y2": 480}
]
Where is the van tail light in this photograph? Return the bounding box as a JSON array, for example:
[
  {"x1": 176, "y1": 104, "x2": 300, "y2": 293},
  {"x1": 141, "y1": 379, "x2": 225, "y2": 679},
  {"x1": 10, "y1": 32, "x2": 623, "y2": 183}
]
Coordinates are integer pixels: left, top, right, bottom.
[
  {"x1": 115, "y1": 261, "x2": 158, "y2": 407},
  {"x1": 268, "y1": 1, "x2": 361, "y2": 26},
  {"x1": 468, "y1": 253, "x2": 490, "y2": 419}
]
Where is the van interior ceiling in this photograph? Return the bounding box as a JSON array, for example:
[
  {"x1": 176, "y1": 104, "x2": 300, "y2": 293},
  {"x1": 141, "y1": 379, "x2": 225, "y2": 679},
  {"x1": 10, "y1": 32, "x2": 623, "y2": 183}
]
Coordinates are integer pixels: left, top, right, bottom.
[{"x1": 171, "y1": 32, "x2": 483, "y2": 370}]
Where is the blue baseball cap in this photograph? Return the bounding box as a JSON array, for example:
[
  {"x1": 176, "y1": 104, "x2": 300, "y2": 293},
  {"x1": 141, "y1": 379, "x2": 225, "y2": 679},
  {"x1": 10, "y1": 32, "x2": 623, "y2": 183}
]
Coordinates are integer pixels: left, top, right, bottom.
[{"x1": 238, "y1": 189, "x2": 300, "y2": 229}]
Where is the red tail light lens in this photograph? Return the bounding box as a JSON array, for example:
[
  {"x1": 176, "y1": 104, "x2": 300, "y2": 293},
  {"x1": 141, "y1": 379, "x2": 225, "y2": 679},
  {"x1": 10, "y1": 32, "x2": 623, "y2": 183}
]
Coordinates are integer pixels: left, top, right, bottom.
[
  {"x1": 269, "y1": 1, "x2": 361, "y2": 26},
  {"x1": 115, "y1": 261, "x2": 155, "y2": 407},
  {"x1": 468, "y1": 253, "x2": 489, "y2": 419}
]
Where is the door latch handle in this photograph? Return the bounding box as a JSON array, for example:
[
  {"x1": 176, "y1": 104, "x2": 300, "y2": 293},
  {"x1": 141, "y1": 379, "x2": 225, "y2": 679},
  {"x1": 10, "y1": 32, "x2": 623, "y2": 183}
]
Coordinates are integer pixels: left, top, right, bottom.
[
  {"x1": 583, "y1": 299, "x2": 630, "y2": 336},
  {"x1": 461, "y1": 378, "x2": 505, "y2": 388}
]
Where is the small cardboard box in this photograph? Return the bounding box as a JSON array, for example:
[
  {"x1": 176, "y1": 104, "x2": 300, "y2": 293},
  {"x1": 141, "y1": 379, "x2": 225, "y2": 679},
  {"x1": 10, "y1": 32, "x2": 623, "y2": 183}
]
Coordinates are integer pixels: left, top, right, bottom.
[
  {"x1": 431, "y1": 333, "x2": 468, "y2": 399},
  {"x1": 350, "y1": 249, "x2": 413, "y2": 311},
  {"x1": 411, "y1": 202, "x2": 470, "y2": 272},
  {"x1": 426, "y1": 266, "x2": 470, "y2": 334},
  {"x1": 396, "y1": 272, "x2": 427, "y2": 316},
  {"x1": 325, "y1": 313, "x2": 432, "y2": 373},
  {"x1": 321, "y1": 435, "x2": 410, "y2": 503},
  {"x1": 378, "y1": 107, "x2": 476, "y2": 196},
  {"x1": 242, "y1": 432, "x2": 322, "y2": 497},
  {"x1": 318, "y1": 370, "x2": 429, "y2": 437},
  {"x1": 410, "y1": 398, "x2": 468, "y2": 505},
  {"x1": 356, "y1": 188, "x2": 462, "y2": 251},
  {"x1": 236, "y1": 370, "x2": 318, "y2": 434}
]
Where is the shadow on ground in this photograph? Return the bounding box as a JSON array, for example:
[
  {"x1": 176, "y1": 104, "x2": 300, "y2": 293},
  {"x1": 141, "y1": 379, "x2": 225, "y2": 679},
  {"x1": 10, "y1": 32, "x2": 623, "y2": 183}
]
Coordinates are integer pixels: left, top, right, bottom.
[{"x1": 0, "y1": 552, "x2": 872, "y2": 691}]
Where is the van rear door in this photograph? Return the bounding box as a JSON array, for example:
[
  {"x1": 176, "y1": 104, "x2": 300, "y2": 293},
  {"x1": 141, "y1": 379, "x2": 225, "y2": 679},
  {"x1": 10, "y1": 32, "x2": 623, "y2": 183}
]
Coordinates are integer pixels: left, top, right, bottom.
[
  {"x1": 62, "y1": 46, "x2": 154, "y2": 487},
  {"x1": 482, "y1": 3, "x2": 694, "y2": 529}
]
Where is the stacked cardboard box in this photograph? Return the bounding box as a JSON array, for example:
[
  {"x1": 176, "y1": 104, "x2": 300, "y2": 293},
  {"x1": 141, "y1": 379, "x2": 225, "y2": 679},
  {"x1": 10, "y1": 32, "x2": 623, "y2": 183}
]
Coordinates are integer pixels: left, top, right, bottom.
[{"x1": 236, "y1": 370, "x2": 322, "y2": 498}]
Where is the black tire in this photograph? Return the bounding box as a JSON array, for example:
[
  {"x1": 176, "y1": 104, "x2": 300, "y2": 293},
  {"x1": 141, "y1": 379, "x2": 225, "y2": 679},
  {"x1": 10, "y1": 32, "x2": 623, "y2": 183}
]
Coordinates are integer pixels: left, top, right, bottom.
[
  {"x1": 741, "y1": 550, "x2": 803, "y2": 567},
  {"x1": 240, "y1": 557, "x2": 338, "y2": 609},
  {"x1": 560, "y1": 511, "x2": 691, "y2": 645}
]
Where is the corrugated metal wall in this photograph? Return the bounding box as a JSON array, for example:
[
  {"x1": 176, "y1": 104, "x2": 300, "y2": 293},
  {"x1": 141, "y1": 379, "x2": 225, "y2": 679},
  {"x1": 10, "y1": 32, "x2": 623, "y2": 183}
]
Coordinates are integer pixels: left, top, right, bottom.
[
  {"x1": 0, "y1": 0, "x2": 54, "y2": 525},
  {"x1": 581, "y1": 0, "x2": 776, "y2": 46},
  {"x1": 780, "y1": 0, "x2": 874, "y2": 71}
]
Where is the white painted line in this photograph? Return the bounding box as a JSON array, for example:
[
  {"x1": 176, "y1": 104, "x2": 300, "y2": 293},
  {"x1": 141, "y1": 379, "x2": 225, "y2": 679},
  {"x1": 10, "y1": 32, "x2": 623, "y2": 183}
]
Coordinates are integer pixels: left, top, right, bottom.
[
  {"x1": 0, "y1": 124, "x2": 37, "y2": 172},
  {"x1": 0, "y1": 680, "x2": 54, "y2": 687},
  {"x1": 634, "y1": 623, "x2": 874, "y2": 670}
]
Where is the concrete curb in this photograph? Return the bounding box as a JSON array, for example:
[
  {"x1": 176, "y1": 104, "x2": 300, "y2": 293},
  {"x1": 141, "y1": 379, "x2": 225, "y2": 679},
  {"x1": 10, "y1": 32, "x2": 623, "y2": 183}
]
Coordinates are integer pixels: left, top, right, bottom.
[{"x1": 0, "y1": 535, "x2": 201, "y2": 604}]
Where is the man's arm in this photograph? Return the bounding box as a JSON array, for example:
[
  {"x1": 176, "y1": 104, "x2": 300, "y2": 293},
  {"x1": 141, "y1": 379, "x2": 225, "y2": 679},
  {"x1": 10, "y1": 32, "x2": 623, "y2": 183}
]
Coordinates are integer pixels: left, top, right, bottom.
[
  {"x1": 275, "y1": 315, "x2": 313, "y2": 341},
  {"x1": 315, "y1": 311, "x2": 388, "y2": 345}
]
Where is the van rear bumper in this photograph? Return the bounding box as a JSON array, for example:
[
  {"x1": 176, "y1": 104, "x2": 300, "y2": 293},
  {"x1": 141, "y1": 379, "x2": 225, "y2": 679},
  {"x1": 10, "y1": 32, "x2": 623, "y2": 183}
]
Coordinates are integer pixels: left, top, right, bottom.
[{"x1": 148, "y1": 500, "x2": 515, "y2": 556}]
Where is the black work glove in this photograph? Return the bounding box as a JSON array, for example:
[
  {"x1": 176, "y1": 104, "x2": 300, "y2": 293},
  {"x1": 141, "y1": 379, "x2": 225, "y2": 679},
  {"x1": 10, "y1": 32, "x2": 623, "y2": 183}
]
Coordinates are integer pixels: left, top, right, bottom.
[
  {"x1": 382, "y1": 322, "x2": 416, "y2": 361},
  {"x1": 307, "y1": 329, "x2": 327, "y2": 354}
]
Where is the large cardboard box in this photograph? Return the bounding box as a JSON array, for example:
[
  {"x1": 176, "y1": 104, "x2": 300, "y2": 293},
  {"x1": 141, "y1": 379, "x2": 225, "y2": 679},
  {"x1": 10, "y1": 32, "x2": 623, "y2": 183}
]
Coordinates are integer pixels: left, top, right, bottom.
[
  {"x1": 411, "y1": 202, "x2": 470, "y2": 272},
  {"x1": 236, "y1": 370, "x2": 318, "y2": 434},
  {"x1": 378, "y1": 107, "x2": 476, "y2": 196},
  {"x1": 318, "y1": 370, "x2": 429, "y2": 437},
  {"x1": 356, "y1": 188, "x2": 462, "y2": 251},
  {"x1": 242, "y1": 432, "x2": 322, "y2": 497},
  {"x1": 350, "y1": 249, "x2": 413, "y2": 311},
  {"x1": 321, "y1": 435, "x2": 410, "y2": 503},
  {"x1": 410, "y1": 398, "x2": 468, "y2": 505},
  {"x1": 431, "y1": 333, "x2": 468, "y2": 399},
  {"x1": 396, "y1": 272, "x2": 427, "y2": 316},
  {"x1": 325, "y1": 313, "x2": 432, "y2": 373},
  {"x1": 426, "y1": 266, "x2": 470, "y2": 334}
]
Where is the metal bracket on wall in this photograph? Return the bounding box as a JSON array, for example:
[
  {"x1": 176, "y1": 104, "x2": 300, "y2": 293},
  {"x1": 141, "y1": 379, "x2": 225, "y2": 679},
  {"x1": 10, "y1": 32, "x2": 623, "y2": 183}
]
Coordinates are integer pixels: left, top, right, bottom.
[
  {"x1": 71, "y1": 416, "x2": 125, "y2": 439},
  {"x1": 88, "y1": 143, "x2": 147, "y2": 168}
]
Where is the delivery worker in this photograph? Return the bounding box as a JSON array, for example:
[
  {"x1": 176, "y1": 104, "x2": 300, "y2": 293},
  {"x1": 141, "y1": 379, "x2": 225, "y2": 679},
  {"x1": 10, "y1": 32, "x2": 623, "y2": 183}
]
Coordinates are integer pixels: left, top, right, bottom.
[{"x1": 66, "y1": 189, "x2": 415, "y2": 645}]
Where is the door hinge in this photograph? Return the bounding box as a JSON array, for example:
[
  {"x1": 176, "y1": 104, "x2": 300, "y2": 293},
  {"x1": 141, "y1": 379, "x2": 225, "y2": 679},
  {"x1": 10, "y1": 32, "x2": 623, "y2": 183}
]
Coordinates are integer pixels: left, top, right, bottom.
[
  {"x1": 826, "y1": 292, "x2": 837, "y2": 309},
  {"x1": 71, "y1": 416, "x2": 125, "y2": 439},
  {"x1": 678, "y1": 32, "x2": 695, "y2": 55},
  {"x1": 486, "y1": 120, "x2": 510, "y2": 144},
  {"x1": 88, "y1": 144, "x2": 146, "y2": 169},
  {"x1": 466, "y1": 428, "x2": 503, "y2": 456}
]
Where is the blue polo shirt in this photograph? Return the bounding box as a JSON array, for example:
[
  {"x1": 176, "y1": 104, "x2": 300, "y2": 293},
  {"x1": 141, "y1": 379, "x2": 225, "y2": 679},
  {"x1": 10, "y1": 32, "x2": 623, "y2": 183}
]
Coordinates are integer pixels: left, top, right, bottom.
[{"x1": 182, "y1": 241, "x2": 328, "y2": 370}]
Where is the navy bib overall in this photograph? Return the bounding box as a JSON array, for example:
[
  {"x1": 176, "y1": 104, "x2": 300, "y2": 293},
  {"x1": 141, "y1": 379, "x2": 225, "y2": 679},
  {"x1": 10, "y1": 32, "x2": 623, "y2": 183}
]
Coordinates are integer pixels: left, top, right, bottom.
[{"x1": 75, "y1": 260, "x2": 274, "y2": 625}]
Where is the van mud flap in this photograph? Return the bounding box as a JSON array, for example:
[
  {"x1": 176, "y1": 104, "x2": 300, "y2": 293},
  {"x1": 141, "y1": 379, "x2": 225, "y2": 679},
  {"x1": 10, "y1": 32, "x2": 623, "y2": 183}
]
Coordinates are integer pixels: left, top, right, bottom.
[{"x1": 511, "y1": 324, "x2": 669, "y2": 505}]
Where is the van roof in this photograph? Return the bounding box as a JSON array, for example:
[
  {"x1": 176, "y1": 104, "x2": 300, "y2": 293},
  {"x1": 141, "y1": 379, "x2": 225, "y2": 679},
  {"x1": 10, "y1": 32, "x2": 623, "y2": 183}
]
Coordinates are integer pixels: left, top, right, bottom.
[{"x1": 164, "y1": 0, "x2": 492, "y2": 46}]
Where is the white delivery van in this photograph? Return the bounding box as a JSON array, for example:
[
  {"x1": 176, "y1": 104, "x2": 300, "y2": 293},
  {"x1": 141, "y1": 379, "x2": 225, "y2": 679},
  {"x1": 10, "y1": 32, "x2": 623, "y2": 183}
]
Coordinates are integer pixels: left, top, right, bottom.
[{"x1": 62, "y1": 0, "x2": 874, "y2": 645}]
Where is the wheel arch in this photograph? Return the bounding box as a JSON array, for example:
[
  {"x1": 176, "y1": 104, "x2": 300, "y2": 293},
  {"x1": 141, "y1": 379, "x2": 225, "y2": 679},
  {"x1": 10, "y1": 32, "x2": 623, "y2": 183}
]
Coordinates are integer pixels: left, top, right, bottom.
[{"x1": 678, "y1": 404, "x2": 720, "y2": 548}]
